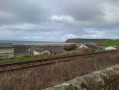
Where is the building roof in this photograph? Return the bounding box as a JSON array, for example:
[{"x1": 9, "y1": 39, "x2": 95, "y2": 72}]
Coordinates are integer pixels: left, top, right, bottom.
[
  {"x1": 47, "y1": 46, "x2": 65, "y2": 53},
  {"x1": 0, "y1": 43, "x2": 13, "y2": 48},
  {"x1": 84, "y1": 44, "x2": 97, "y2": 49},
  {"x1": 14, "y1": 45, "x2": 30, "y2": 49},
  {"x1": 30, "y1": 47, "x2": 46, "y2": 52},
  {"x1": 30, "y1": 46, "x2": 65, "y2": 53}
]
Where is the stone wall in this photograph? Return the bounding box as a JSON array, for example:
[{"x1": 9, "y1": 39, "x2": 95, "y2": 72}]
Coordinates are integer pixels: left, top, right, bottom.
[{"x1": 45, "y1": 64, "x2": 119, "y2": 90}]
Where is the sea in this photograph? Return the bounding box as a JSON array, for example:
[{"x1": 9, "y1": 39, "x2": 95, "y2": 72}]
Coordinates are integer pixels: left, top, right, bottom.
[{"x1": 0, "y1": 40, "x2": 75, "y2": 46}]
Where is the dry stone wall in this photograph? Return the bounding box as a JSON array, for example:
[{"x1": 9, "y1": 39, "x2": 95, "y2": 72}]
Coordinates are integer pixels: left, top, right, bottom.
[{"x1": 45, "y1": 64, "x2": 119, "y2": 90}]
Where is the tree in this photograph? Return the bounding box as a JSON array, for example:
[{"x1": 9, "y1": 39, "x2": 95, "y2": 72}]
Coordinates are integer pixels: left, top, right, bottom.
[{"x1": 63, "y1": 44, "x2": 77, "y2": 51}]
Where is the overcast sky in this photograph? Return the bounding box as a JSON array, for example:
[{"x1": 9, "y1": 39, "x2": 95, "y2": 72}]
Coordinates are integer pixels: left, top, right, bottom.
[{"x1": 0, "y1": 0, "x2": 119, "y2": 41}]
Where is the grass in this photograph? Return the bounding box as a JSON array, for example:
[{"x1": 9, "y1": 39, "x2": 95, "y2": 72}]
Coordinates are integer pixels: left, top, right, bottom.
[
  {"x1": 98, "y1": 39, "x2": 119, "y2": 47},
  {"x1": 0, "y1": 54, "x2": 55, "y2": 63},
  {"x1": 66, "y1": 38, "x2": 108, "y2": 43},
  {"x1": 0, "y1": 49, "x2": 103, "y2": 64}
]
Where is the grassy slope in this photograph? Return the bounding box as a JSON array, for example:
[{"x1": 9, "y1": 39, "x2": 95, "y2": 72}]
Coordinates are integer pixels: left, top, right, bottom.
[
  {"x1": 66, "y1": 38, "x2": 108, "y2": 43},
  {"x1": 99, "y1": 39, "x2": 119, "y2": 46},
  {"x1": 67, "y1": 38, "x2": 119, "y2": 46},
  {"x1": 74, "y1": 39, "x2": 105, "y2": 43},
  {"x1": 0, "y1": 55, "x2": 55, "y2": 63}
]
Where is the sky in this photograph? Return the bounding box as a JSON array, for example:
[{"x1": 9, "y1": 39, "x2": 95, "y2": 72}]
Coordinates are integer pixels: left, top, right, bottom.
[{"x1": 0, "y1": 0, "x2": 119, "y2": 41}]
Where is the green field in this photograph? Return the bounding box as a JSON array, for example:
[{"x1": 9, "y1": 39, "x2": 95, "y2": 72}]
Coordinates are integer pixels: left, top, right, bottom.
[
  {"x1": 99, "y1": 39, "x2": 119, "y2": 46},
  {"x1": 66, "y1": 38, "x2": 108, "y2": 43}
]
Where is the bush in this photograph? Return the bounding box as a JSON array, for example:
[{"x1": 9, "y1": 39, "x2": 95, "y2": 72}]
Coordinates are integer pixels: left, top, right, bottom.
[{"x1": 63, "y1": 44, "x2": 77, "y2": 51}]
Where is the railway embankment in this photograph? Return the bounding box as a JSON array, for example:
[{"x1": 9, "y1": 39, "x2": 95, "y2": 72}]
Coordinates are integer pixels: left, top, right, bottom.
[
  {"x1": 0, "y1": 50, "x2": 119, "y2": 89},
  {"x1": 0, "y1": 50, "x2": 118, "y2": 73}
]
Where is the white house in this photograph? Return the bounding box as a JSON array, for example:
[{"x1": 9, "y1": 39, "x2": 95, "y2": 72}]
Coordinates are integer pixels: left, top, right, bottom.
[
  {"x1": 79, "y1": 45, "x2": 88, "y2": 49},
  {"x1": 79, "y1": 44, "x2": 97, "y2": 49},
  {"x1": 29, "y1": 46, "x2": 65, "y2": 56},
  {"x1": 104, "y1": 46, "x2": 117, "y2": 50},
  {"x1": 31, "y1": 49, "x2": 51, "y2": 56},
  {"x1": 0, "y1": 43, "x2": 14, "y2": 58}
]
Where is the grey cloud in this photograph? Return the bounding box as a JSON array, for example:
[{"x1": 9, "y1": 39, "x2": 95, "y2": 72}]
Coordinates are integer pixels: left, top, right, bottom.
[
  {"x1": 58, "y1": 0, "x2": 104, "y2": 20},
  {"x1": 57, "y1": 0, "x2": 119, "y2": 27},
  {"x1": 0, "y1": 0, "x2": 119, "y2": 41},
  {"x1": 0, "y1": 0, "x2": 49, "y2": 24}
]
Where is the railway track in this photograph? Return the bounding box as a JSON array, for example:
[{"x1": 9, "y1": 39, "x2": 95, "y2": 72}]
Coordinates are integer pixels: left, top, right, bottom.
[{"x1": 0, "y1": 50, "x2": 119, "y2": 73}]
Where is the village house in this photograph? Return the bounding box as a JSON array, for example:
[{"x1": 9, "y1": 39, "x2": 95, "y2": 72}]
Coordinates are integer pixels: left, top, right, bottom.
[
  {"x1": 29, "y1": 46, "x2": 65, "y2": 56},
  {"x1": 104, "y1": 46, "x2": 117, "y2": 50},
  {"x1": 14, "y1": 45, "x2": 30, "y2": 56},
  {"x1": 0, "y1": 43, "x2": 14, "y2": 58},
  {"x1": 79, "y1": 44, "x2": 97, "y2": 49},
  {"x1": 79, "y1": 44, "x2": 88, "y2": 49}
]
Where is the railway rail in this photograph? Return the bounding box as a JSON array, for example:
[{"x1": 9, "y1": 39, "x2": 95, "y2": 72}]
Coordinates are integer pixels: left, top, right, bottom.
[{"x1": 0, "y1": 50, "x2": 119, "y2": 73}]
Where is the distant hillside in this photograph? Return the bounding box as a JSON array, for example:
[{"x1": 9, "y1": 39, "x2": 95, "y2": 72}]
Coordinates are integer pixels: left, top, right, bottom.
[
  {"x1": 65, "y1": 38, "x2": 108, "y2": 43},
  {"x1": 98, "y1": 39, "x2": 119, "y2": 46}
]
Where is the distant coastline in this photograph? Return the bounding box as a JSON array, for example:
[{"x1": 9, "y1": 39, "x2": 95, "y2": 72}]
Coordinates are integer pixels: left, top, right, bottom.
[{"x1": 0, "y1": 40, "x2": 75, "y2": 46}]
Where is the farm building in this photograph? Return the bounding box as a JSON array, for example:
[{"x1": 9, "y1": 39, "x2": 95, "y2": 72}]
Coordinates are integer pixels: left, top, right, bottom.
[
  {"x1": 104, "y1": 46, "x2": 117, "y2": 50},
  {"x1": 0, "y1": 43, "x2": 14, "y2": 58},
  {"x1": 29, "y1": 46, "x2": 65, "y2": 56}
]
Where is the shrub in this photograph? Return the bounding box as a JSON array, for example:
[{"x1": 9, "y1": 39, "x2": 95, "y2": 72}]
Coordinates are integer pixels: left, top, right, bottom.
[{"x1": 63, "y1": 44, "x2": 77, "y2": 51}]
